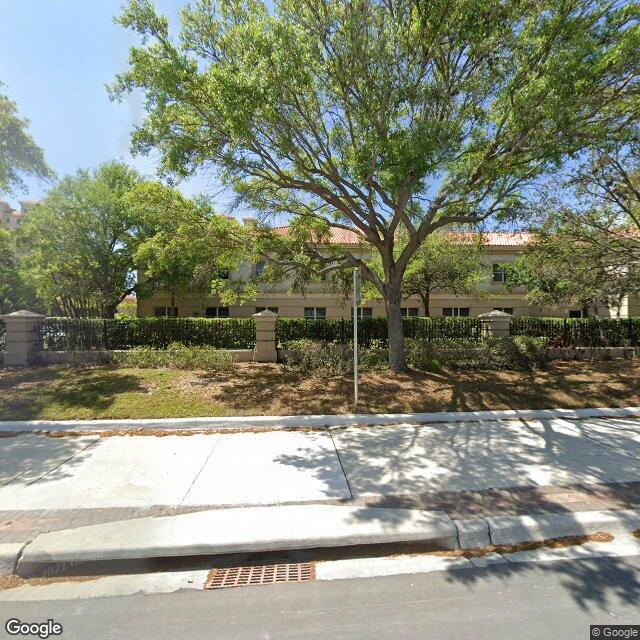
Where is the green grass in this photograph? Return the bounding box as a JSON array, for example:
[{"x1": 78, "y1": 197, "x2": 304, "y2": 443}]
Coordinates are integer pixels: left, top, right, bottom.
[
  {"x1": 1, "y1": 360, "x2": 639, "y2": 420},
  {"x1": 0, "y1": 366, "x2": 225, "y2": 420}
]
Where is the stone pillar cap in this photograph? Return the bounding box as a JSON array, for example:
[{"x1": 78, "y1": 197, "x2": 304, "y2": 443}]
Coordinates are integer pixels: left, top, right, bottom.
[
  {"x1": 252, "y1": 310, "x2": 278, "y2": 317},
  {"x1": 478, "y1": 310, "x2": 512, "y2": 319},
  {"x1": 0, "y1": 310, "x2": 46, "y2": 320}
]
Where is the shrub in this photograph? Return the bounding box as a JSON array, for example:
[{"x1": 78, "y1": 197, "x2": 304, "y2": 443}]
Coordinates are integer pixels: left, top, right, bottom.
[
  {"x1": 112, "y1": 342, "x2": 235, "y2": 373},
  {"x1": 282, "y1": 339, "x2": 352, "y2": 377},
  {"x1": 282, "y1": 339, "x2": 390, "y2": 376},
  {"x1": 407, "y1": 337, "x2": 549, "y2": 371}
]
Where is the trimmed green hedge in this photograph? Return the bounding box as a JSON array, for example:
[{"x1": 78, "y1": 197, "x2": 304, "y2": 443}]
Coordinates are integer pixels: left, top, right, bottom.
[
  {"x1": 276, "y1": 316, "x2": 481, "y2": 348},
  {"x1": 510, "y1": 317, "x2": 640, "y2": 347},
  {"x1": 41, "y1": 317, "x2": 256, "y2": 351}
]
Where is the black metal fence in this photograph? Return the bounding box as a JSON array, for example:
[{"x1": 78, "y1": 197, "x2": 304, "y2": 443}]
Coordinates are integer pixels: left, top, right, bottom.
[
  {"x1": 0, "y1": 320, "x2": 5, "y2": 351},
  {"x1": 41, "y1": 317, "x2": 257, "y2": 351},
  {"x1": 510, "y1": 316, "x2": 640, "y2": 347},
  {"x1": 276, "y1": 316, "x2": 482, "y2": 348}
]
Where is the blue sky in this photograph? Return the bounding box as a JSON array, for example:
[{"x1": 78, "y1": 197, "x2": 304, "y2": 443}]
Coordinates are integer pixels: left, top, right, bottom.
[{"x1": 1, "y1": 0, "x2": 224, "y2": 209}]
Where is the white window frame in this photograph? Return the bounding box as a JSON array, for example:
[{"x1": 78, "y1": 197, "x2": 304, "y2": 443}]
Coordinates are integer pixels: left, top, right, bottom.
[
  {"x1": 357, "y1": 307, "x2": 373, "y2": 319},
  {"x1": 443, "y1": 307, "x2": 470, "y2": 317},
  {"x1": 304, "y1": 307, "x2": 327, "y2": 320},
  {"x1": 492, "y1": 263, "x2": 507, "y2": 283}
]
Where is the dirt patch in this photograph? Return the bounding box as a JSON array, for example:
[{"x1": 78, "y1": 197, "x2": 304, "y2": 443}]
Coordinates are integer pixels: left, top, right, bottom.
[
  {"x1": 431, "y1": 532, "x2": 615, "y2": 559},
  {"x1": 0, "y1": 574, "x2": 98, "y2": 591}
]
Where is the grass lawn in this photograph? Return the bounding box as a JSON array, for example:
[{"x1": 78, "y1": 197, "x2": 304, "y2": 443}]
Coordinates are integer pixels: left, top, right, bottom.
[{"x1": 0, "y1": 361, "x2": 639, "y2": 420}]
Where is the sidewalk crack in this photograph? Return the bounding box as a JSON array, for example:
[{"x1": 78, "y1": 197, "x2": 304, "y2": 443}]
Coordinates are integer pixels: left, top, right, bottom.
[
  {"x1": 179, "y1": 436, "x2": 222, "y2": 505},
  {"x1": 329, "y1": 429, "x2": 353, "y2": 500}
]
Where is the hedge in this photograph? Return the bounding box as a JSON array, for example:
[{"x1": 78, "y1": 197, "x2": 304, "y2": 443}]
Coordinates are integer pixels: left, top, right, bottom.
[
  {"x1": 510, "y1": 316, "x2": 640, "y2": 347},
  {"x1": 41, "y1": 317, "x2": 256, "y2": 351},
  {"x1": 276, "y1": 316, "x2": 481, "y2": 348}
]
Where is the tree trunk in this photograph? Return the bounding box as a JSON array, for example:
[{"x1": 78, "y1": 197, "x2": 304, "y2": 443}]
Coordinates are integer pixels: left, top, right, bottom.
[
  {"x1": 385, "y1": 282, "x2": 408, "y2": 372},
  {"x1": 421, "y1": 291, "x2": 430, "y2": 317}
]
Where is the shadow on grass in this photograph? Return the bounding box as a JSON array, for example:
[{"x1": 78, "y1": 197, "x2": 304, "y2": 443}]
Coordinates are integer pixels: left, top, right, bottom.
[
  {"x1": 0, "y1": 366, "x2": 147, "y2": 420},
  {"x1": 209, "y1": 361, "x2": 640, "y2": 416}
]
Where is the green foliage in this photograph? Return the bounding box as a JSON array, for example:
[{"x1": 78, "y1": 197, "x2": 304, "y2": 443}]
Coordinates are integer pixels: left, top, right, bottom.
[
  {"x1": 112, "y1": 0, "x2": 640, "y2": 371},
  {"x1": 401, "y1": 233, "x2": 487, "y2": 315},
  {"x1": 276, "y1": 316, "x2": 481, "y2": 347},
  {"x1": 510, "y1": 316, "x2": 640, "y2": 347},
  {"x1": 282, "y1": 338, "x2": 389, "y2": 376},
  {"x1": 407, "y1": 337, "x2": 550, "y2": 372},
  {"x1": 506, "y1": 226, "x2": 637, "y2": 315},
  {"x1": 129, "y1": 182, "x2": 251, "y2": 305},
  {"x1": 111, "y1": 342, "x2": 236, "y2": 373},
  {"x1": 17, "y1": 162, "x2": 145, "y2": 318},
  {"x1": 0, "y1": 228, "x2": 43, "y2": 314},
  {"x1": 282, "y1": 339, "x2": 353, "y2": 377},
  {"x1": 42, "y1": 317, "x2": 256, "y2": 350},
  {"x1": 0, "y1": 86, "x2": 53, "y2": 196}
]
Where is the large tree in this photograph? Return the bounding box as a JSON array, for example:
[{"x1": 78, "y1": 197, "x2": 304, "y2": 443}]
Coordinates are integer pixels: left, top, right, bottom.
[
  {"x1": 506, "y1": 226, "x2": 638, "y2": 316},
  {"x1": 17, "y1": 162, "x2": 145, "y2": 318},
  {"x1": 112, "y1": 0, "x2": 639, "y2": 370},
  {"x1": 0, "y1": 228, "x2": 42, "y2": 314},
  {"x1": 401, "y1": 233, "x2": 486, "y2": 316},
  {"x1": 131, "y1": 182, "x2": 250, "y2": 310},
  {"x1": 0, "y1": 85, "x2": 53, "y2": 196}
]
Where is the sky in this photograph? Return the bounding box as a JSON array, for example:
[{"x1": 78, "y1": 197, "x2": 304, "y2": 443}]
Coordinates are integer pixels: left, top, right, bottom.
[{"x1": 1, "y1": 0, "x2": 226, "y2": 210}]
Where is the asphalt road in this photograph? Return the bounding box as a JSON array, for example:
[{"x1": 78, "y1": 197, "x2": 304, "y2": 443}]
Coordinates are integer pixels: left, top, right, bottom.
[{"x1": 1, "y1": 555, "x2": 640, "y2": 640}]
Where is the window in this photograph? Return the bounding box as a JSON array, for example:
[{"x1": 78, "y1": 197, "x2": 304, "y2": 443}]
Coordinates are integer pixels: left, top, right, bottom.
[
  {"x1": 205, "y1": 306, "x2": 230, "y2": 318},
  {"x1": 569, "y1": 310, "x2": 585, "y2": 318},
  {"x1": 357, "y1": 307, "x2": 373, "y2": 319},
  {"x1": 443, "y1": 307, "x2": 470, "y2": 317},
  {"x1": 401, "y1": 307, "x2": 419, "y2": 317},
  {"x1": 492, "y1": 263, "x2": 507, "y2": 283},
  {"x1": 493, "y1": 307, "x2": 514, "y2": 315},
  {"x1": 256, "y1": 306, "x2": 278, "y2": 314},
  {"x1": 255, "y1": 261, "x2": 266, "y2": 277},
  {"x1": 304, "y1": 307, "x2": 326, "y2": 320},
  {"x1": 154, "y1": 306, "x2": 178, "y2": 317}
]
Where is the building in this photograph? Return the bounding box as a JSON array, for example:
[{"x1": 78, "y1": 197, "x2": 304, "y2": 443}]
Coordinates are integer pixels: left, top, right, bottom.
[
  {"x1": 137, "y1": 227, "x2": 640, "y2": 319},
  {"x1": 0, "y1": 200, "x2": 38, "y2": 231}
]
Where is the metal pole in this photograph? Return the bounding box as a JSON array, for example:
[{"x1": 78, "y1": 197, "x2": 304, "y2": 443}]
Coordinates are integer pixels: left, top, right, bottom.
[{"x1": 353, "y1": 268, "x2": 359, "y2": 411}]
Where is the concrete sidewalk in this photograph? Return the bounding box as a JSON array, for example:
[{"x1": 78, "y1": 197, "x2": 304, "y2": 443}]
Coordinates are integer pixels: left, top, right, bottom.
[{"x1": 2, "y1": 414, "x2": 640, "y2": 548}]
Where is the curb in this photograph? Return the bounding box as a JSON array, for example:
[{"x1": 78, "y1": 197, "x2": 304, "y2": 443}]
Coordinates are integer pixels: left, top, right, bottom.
[
  {"x1": 10, "y1": 507, "x2": 640, "y2": 578},
  {"x1": 453, "y1": 508, "x2": 640, "y2": 549},
  {"x1": 1, "y1": 406, "x2": 639, "y2": 433},
  {"x1": 0, "y1": 544, "x2": 26, "y2": 575},
  {"x1": 15, "y1": 506, "x2": 457, "y2": 577}
]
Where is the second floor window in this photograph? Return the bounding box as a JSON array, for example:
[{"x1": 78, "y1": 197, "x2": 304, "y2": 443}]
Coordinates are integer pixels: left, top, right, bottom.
[
  {"x1": 205, "y1": 306, "x2": 230, "y2": 318},
  {"x1": 304, "y1": 307, "x2": 326, "y2": 320},
  {"x1": 357, "y1": 307, "x2": 373, "y2": 318},
  {"x1": 493, "y1": 307, "x2": 514, "y2": 315},
  {"x1": 492, "y1": 263, "x2": 507, "y2": 283}
]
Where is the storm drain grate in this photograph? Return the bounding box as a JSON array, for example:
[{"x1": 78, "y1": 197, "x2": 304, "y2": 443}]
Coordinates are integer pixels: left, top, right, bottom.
[{"x1": 204, "y1": 562, "x2": 315, "y2": 589}]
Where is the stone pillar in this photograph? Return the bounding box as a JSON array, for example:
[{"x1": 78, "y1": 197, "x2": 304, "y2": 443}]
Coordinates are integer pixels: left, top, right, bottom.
[
  {"x1": 0, "y1": 310, "x2": 46, "y2": 366},
  {"x1": 253, "y1": 310, "x2": 278, "y2": 363},
  {"x1": 478, "y1": 310, "x2": 512, "y2": 339}
]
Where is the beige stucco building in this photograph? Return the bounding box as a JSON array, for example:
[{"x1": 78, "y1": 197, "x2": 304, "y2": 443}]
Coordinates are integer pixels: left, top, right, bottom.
[
  {"x1": 0, "y1": 200, "x2": 38, "y2": 231},
  {"x1": 137, "y1": 228, "x2": 640, "y2": 319}
]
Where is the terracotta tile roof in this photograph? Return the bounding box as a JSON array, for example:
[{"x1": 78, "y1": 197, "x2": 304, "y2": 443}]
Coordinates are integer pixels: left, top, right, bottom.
[
  {"x1": 272, "y1": 226, "x2": 531, "y2": 247},
  {"x1": 446, "y1": 231, "x2": 531, "y2": 247}
]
